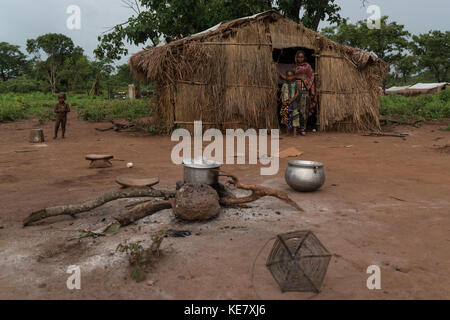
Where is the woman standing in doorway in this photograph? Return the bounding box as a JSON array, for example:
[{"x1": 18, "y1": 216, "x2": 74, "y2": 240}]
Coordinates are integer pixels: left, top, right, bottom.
[{"x1": 279, "y1": 50, "x2": 318, "y2": 136}]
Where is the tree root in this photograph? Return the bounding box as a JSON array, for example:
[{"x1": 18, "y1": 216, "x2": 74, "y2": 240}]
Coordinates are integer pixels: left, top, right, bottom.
[{"x1": 219, "y1": 173, "x2": 303, "y2": 212}]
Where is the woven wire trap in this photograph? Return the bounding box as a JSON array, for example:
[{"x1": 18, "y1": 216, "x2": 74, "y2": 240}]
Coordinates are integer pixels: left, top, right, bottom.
[{"x1": 266, "y1": 231, "x2": 332, "y2": 293}]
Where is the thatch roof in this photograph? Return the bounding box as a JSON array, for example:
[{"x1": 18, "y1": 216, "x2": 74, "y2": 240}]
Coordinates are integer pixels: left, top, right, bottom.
[
  {"x1": 130, "y1": 11, "x2": 387, "y2": 81},
  {"x1": 129, "y1": 10, "x2": 389, "y2": 132}
]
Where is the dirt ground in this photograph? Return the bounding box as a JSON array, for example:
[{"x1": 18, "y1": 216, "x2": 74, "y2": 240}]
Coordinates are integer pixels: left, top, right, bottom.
[{"x1": 0, "y1": 111, "x2": 449, "y2": 300}]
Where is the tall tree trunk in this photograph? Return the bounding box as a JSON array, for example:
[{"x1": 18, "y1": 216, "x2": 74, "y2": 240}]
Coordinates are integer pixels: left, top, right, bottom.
[
  {"x1": 289, "y1": 0, "x2": 303, "y2": 23},
  {"x1": 50, "y1": 57, "x2": 56, "y2": 94},
  {"x1": 310, "y1": 12, "x2": 322, "y2": 31},
  {"x1": 73, "y1": 77, "x2": 77, "y2": 94}
]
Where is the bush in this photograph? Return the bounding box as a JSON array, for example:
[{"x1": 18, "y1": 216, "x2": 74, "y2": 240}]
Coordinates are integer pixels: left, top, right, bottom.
[
  {"x1": 0, "y1": 100, "x2": 26, "y2": 122},
  {"x1": 76, "y1": 100, "x2": 152, "y2": 122},
  {"x1": 380, "y1": 90, "x2": 450, "y2": 121},
  {"x1": 0, "y1": 78, "x2": 49, "y2": 94}
]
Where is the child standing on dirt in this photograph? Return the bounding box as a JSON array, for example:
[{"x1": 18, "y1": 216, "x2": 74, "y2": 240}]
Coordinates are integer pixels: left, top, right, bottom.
[
  {"x1": 280, "y1": 70, "x2": 300, "y2": 136},
  {"x1": 54, "y1": 93, "x2": 70, "y2": 139}
]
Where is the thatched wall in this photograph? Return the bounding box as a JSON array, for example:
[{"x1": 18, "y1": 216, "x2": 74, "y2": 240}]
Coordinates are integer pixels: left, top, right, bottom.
[
  {"x1": 222, "y1": 21, "x2": 279, "y2": 130},
  {"x1": 129, "y1": 11, "x2": 389, "y2": 133},
  {"x1": 268, "y1": 18, "x2": 387, "y2": 131}
]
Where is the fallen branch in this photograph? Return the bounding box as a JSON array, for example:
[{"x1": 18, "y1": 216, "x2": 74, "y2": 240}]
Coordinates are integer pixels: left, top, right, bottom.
[
  {"x1": 219, "y1": 173, "x2": 303, "y2": 212},
  {"x1": 15, "y1": 149, "x2": 39, "y2": 153},
  {"x1": 362, "y1": 132, "x2": 408, "y2": 138},
  {"x1": 380, "y1": 118, "x2": 422, "y2": 127},
  {"x1": 23, "y1": 188, "x2": 175, "y2": 226},
  {"x1": 115, "y1": 200, "x2": 173, "y2": 227},
  {"x1": 95, "y1": 120, "x2": 136, "y2": 133},
  {"x1": 95, "y1": 127, "x2": 114, "y2": 132}
]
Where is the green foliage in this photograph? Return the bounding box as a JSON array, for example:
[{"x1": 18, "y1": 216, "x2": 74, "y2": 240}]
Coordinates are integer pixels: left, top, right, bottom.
[
  {"x1": 411, "y1": 30, "x2": 450, "y2": 83},
  {"x1": 380, "y1": 90, "x2": 450, "y2": 121},
  {"x1": 278, "y1": 0, "x2": 341, "y2": 29},
  {"x1": 0, "y1": 93, "x2": 153, "y2": 124},
  {"x1": 26, "y1": 33, "x2": 75, "y2": 94},
  {"x1": 0, "y1": 42, "x2": 29, "y2": 81},
  {"x1": 111, "y1": 64, "x2": 135, "y2": 86},
  {"x1": 76, "y1": 99, "x2": 151, "y2": 122},
  {"x1": 0, "y1": 98, "x2": 25, "y2": 122},
  {"x1": 321, "y1": 16, "x2": 411, "y2": 64},
  {"x1": 0, "y1": 78, "x2": 49, "y2": 93},
  {"x1": 116, "y1": 230, "x2": 167, "y2": 283},
  {"x1": 0, "y1": 93, "x2": 54, "y2": 122},
  {"x1": 392, "y1": 55, "x2": 418, "y2": 84},
  {"x1": 58, "y1": 47, "x2": 92, "y2": 93},
  {"x1": 322, "y1": 17, "x2": 449, "y2": 85},
  {"x1": 440, "y1": 124, "x2": 450, "y2": 132}
]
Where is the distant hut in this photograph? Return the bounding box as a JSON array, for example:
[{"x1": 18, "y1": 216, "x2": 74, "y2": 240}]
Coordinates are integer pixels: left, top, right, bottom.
[
  {"x1": 129, "y1": 10, "x2": 389, "y2": 132},
  {"x1": 387, "y1": 83, "x2": 449, "y2": 97}
]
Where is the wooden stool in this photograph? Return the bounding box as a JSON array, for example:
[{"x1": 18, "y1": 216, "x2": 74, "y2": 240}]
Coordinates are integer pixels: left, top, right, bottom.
[
  {"x1": 86, "y1": 154, "x2": 114, "y2": 168},
  {"x1": 115, "y1": 177, "x2": 159, "y2": 189},
  {"x1": 30, "y1": 129, "x2": 45, "y2": 143}
]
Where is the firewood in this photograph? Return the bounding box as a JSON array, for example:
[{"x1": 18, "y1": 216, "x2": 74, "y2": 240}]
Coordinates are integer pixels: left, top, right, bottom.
[
  {"x1": 219, "y1": 173, "x2": 303, "y2": 212},
  {"x1": 23, "y1": 188, "x2": 175, "y2": 226},
  {"x1": 115, "y1": 200, "x2": 173, "y2": 227}
]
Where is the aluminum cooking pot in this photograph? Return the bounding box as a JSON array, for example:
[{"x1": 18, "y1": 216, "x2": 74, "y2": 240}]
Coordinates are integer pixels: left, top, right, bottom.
[
  {"x1": 285, "y1": 160, "x2": 325, "y2": 192},
  {"x1": 182, "y1": 158, "x2": 222, "y2": 186}
]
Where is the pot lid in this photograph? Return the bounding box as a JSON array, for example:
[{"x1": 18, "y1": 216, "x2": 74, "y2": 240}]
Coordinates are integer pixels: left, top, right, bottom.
[
  {"x1": 182, "y1": 158, "x2": 222, "y2": 169},
  {"x1": 288, "y1": 160, "x2": 324, "y2": 168}
]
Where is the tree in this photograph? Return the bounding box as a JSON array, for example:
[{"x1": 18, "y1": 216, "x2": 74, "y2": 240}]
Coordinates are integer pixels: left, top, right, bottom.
[
  {"x1": 394, "y1": 55, "x2": 418, "y2": 84},
  {"x1": 322, "y1": 16, "x2": 411, "y2": 91},
  {"x1": 0, "y1": 42, "x2": 28, "y2": 81},
  {"x1": 411, "y1": 31, "x2": 450, "y2": 83},
  {"x1": 89, "y1": 58, "x2": 115, "y2": 96},
  {"x1": 59, "y1": 47, "x2": 92, "y2": 93},
  {"x1": 26, "y1": 33, "x2": 75, "y2": 93},
  {"x1": 277, "y1": 0, "x2": 341, "y2": 30},
  {"x1": 95, "y1": 0, "x2": 345, "y2": 60},
  {"x1": 113, "y1": 64, "x2": 135, "y2": 85},
  {"x1": 322, "y1": 16, "x2": 410, "y2": 65}
]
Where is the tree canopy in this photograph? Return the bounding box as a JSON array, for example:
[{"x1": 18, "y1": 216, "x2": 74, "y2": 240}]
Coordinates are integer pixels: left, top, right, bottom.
[
  {"x1": 26, "y1": 33, "x2": 75, "y2": 94},
  {"x1": 0, "y1": 42, "x2": 28, "y2": 81},
  {"x1": 321, "y1": 16, "x2": 411, "y2": 64},
  {"x1": 411, "y1": 30, "x2": 450, "y2": 83},
  {"x1": 322, "y1": 17, "x2": 449, "y2": 84}
]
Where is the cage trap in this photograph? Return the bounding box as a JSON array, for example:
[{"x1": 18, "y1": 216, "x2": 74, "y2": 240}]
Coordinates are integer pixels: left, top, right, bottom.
[{"x1": 266, "y1": 231, "x2": 332, "y2": 293}]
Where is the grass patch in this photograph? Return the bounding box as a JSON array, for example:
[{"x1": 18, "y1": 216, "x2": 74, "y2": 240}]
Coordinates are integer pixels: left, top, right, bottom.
[
  {"x1": 440, "y1": 124, "x2": 450, "y2": 131},
  {"x1": 0, "y1": 92, "x2": 154, "y2": 124},
  {"x1": 76, "y1": 100, "x2": 151, "y2": 122},
  {"x1": 380, "y1": 90, "x2": 450, "y2": 121}
]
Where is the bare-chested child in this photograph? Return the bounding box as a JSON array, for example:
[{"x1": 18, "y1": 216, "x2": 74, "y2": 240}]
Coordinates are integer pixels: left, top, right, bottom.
[{"x1": 54, "y1": 93, "x2": 70, "y2": 139}]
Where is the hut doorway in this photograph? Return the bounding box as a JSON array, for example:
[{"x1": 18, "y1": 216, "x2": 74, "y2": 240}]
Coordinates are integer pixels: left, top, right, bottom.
[{"x1": 273, "y1": 47, "x2": 318, "y2": 132}]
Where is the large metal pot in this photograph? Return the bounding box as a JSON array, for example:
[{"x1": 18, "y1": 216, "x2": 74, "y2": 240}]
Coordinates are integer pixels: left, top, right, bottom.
[
  {"x1": 182, "y1": 158, "x2": 222, "y2": 186},
  {"x1": 285, "y1": 160, "x2": 325, "y2": 192}
]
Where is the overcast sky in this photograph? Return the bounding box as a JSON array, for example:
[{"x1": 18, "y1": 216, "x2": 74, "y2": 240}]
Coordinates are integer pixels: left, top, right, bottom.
[{"x1": 0, "y1": 0, "x2": 449, "y2": 65}]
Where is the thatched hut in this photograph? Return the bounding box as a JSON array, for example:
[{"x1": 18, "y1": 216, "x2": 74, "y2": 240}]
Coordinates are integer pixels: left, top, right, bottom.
[{"x1": 130, "y1": 10, "x2": 389, "y2": 132}]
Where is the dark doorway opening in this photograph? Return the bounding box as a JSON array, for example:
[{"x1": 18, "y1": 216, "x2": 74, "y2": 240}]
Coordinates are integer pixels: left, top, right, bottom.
[
  {"x1": 273, "y1": 47, "x2": 318, "y2": 132},
  {"x1": 273, "y1": 47, "x2": 316, "y2": 69}
]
